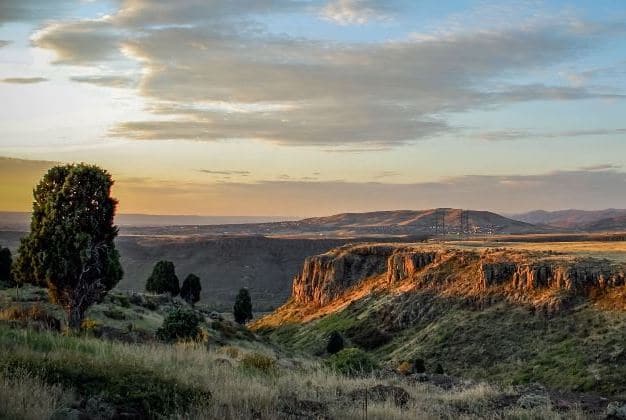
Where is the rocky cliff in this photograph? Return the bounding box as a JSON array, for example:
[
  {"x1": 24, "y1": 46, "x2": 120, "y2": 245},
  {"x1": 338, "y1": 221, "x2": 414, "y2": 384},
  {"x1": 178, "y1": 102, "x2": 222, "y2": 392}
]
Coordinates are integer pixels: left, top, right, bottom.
[{"x1": 290, "y1": 244, "x2": 626, "y2": 310}]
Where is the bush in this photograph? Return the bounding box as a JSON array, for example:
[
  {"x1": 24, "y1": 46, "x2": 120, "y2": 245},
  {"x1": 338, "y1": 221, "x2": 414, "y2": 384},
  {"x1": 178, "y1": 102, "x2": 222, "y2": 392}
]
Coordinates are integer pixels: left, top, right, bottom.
[
  {"x1": 156, "y1": 308, "x2": 201, "y2": 342},
  {"x1": 435, "y1": 363, "x2": 444, "y2": 374},
  {"x1": 0, "y1": 305, "x2": 61, "y2": 331},
  {"x1": 240, "y1": 353, "x2": 277, "y2": 374},
  {"x1": 103, "y1": 309, "x2": 126, "y2": 320},
  {"x1": 80, "y1": 318, "x2": 102, "y2": 334},
  {"x1": 347, "y1": 326, "x2": 391, "y2": 350},
  {"x1": 326, "y1": 330, "x2": 344, "y2": 354},
  {"x1": 326, "y1": 348, "x2": 377, "y2": 376},
  {"x1": 397, "y1": 361, "x2": 414, "y2": 376},
  {"x1": 414, "y1": 358, "x2": 426, "y2": 374}
]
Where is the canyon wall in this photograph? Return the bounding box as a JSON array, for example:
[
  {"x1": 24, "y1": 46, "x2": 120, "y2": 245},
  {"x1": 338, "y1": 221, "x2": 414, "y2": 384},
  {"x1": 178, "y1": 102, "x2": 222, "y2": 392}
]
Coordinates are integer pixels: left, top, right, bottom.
[{"x1": 291, "y1": 244, "x2": 626, "y2": 309}]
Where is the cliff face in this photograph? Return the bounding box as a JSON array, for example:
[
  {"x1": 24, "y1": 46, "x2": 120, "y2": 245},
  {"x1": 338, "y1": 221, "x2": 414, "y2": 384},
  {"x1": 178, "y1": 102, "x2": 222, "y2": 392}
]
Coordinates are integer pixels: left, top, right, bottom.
[
  {"x1": 292, "y1": 245, "x2": 395, "y2": 305},
  {"x1": 291, "y1": 244, "x2": 626, "y2": 310}
]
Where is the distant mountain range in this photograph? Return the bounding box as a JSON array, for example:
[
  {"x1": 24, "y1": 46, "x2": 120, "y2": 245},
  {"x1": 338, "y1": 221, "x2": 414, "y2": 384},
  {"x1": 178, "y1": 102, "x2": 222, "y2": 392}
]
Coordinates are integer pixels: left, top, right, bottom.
[
  {"x1": 511, "y1": 209, "x2": 626, "y2": 231},
  {"x1": 3, "y1": 208, "x2": 626, "y2": 237}
]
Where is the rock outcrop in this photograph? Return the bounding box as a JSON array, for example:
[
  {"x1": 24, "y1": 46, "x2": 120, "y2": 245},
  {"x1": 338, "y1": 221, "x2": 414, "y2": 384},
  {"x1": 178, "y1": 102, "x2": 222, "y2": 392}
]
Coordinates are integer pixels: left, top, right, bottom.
[
  {"x1": 292, "y1": 245, "x2": 395, "y2": 305},
  {"x1": 291, "y1": 244, "x2": 626, "y2": 310}
]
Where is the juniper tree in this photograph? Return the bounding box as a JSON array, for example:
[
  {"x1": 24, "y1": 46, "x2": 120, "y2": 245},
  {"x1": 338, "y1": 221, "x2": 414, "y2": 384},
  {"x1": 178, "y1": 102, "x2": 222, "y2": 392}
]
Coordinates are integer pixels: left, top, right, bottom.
[
  {"x1": 145, "y1": 260, "x2": 180, "y2": 296},
  {"x1": 233, "y1": 288, "x2": 253, "y2": 324},
  {"x1": 0, "y1": 246, "x2": 13, "y2": 287},
  {"x1": 14, "y1": 164, "x2": 123, "y2": 330},
  {"x1": 180, "y1": 273, "x2": 201, "y2": 305}
]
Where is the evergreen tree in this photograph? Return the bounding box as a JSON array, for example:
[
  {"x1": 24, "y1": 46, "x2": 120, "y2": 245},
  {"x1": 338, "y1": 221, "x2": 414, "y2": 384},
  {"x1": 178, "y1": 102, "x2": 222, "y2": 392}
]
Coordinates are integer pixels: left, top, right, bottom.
[
  {"x1": 233, "y1": 288, "x2": 253, "y2": 324},
  {"x1": 326, "y1": 330, "x2": 345, "y2": 354},
  {"x1": 145, "y1": 261, "x2": 179, "y2": 296},
  {"x1": 180, "y1": 273, "x2": 202, "y2": 305},
  {"x1": 0, "y1": 246, "x2": 13, "y2": 287},
  {"x1": 435, "y1": 363, "x2": 444, "y2": 374},
  {"x1": 14, "y1": 164, "x2": 123, "y2": 330}
]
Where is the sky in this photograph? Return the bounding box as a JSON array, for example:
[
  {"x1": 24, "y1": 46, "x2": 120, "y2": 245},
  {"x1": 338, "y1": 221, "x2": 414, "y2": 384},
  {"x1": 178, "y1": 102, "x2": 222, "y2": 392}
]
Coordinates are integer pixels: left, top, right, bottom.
[{"x1": 1, "y1": 0, "x2": 626, "y2": 217}]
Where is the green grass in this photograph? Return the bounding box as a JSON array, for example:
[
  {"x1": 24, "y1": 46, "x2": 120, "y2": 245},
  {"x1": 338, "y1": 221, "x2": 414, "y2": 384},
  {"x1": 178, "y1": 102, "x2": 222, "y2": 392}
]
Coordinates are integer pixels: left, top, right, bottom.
[{"x1": 267, "y1": 292, "x2": 626, "y2": 398}]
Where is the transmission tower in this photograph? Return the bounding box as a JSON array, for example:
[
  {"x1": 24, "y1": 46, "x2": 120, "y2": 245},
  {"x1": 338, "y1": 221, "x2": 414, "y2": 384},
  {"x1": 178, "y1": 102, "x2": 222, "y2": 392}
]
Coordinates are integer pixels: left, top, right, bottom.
[
  {"x1": 434, "y1": 208, "x2": 446, "y2": 237},
  {"x1": 461, "y1": 210, "x2": 470, "y2": 236}
]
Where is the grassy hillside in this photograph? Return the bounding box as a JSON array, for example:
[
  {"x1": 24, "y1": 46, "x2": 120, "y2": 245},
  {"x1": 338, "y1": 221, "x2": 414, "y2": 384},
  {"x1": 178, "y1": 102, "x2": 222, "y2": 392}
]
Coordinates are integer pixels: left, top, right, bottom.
[
  {"x1": 0, "y1": 286, "x2": 595, "y2": 419},
  {"x1": 260, "y1": 292, "x2": 626, "y2": 398}
]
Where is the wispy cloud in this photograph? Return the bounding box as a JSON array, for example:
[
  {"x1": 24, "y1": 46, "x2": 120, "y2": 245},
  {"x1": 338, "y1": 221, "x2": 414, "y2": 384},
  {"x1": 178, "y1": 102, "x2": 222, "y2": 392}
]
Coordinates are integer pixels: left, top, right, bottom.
[
  {"x1": 472, "y1": 128, "x2": 626, "y2": 141},
  {"x1": 2, "y1": 77, "x2": 48, "y2": 84},
  {"x1": 198, "y1": 169, "x2": 250, "y2": 176},
  {"x1": 579, "y1": 163, "x2": 622, "y2": 171},
  {"x1": 70, "y1": 75, "x2": 135, "y2": 88}
]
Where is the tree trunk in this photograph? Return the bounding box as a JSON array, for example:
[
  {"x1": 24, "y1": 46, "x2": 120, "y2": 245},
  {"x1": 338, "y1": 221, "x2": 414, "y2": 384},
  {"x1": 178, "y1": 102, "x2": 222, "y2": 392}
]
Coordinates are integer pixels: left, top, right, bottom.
[{"x1": 67, "y1": 305, "x2": 84, "y2": 331}]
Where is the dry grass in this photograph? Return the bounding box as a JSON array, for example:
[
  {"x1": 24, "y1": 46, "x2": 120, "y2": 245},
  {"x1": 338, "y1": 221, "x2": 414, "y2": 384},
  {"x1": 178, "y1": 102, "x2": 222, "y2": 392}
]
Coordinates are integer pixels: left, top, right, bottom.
[
  {"x1": 0, "y1": 368, "x2": 73, "y2": 420},
  {"x1": 0, "y1": 326, "x2": 593, "y2": 419}
]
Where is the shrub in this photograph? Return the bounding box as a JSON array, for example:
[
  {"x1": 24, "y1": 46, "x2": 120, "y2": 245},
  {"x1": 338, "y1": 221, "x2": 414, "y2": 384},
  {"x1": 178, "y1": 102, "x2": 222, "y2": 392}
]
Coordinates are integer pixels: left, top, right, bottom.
[
  {"x1": 414, "y1": 358, "x2": 426, "y2": 374},
  {"x1": 347, "y1": 326, "x2": 391, "y2": 350},
  {"x1": 435, "y1": 363, "x2": 444, "y2": 374},
  {"x1": 103, "y1": 308, "x2": 126, "y2": 320},
  {"x1": 0, "y1": 305, "x2": 61, "y2": 331},
  {"x1": 326, "y1": 330, "x2": 345, "y2": 354},
  {"x1": 326, "y1": 348, "x2": 378, "y2": 376},
  {"x1": 240, "y1": 353, "x2": 276, "y2": 374},
  {"x1": 223, "y1": 346, "x2": 240, "y2": 359},
  {"x1": 397, "y1": 361, "x2": 414, "y2": 376},
  {"x1": 156, "y1": 308, "x2": 201, "y2": 342},
  {"x1": 80, "y1": 319, "x2": 102, "y2": 335}
]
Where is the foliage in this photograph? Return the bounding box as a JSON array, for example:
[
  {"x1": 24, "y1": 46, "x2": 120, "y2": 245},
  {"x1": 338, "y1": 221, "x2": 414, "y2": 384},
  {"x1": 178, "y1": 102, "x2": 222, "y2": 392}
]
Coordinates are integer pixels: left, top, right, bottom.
[
  {"x1": 397, "y1": 361, "x2": 414, "y2": 376},
  {"x1": 414, "y1": 358, "x2": 426, "y2": 374},
  {"x1": 240, "y1": 353, "x2": 276, "y2": 374},
  {"x1": 435, "y1": 363, "x2": 444, "y2": 374},
  {"x1": 145, "y1": 261, "x2": 179, "y2": 296},
  {"x1": 156, "y1": 308, "x2": 201, "y2": 342},
  {"x1": 326, "y1": 330, "x2": 344, "y2": 355},
  {"x1": 233, "y1": 288, "x2": 253, "y2": 324},
  {"x1": 326, "y1": 348, "x2": 377, "y2": 376},
  {"x1": 13, "y1": 164, "x2": 123, "y2": 330},
  {"x1": 0, "y1": 304, "x2": 61, "y2": 331},
  {"x1": 180, "y1": 273, "x2": 202, "y2": 305},
  {"x1": 0, "y1": 246, "x2": 13, "y2": 287}
]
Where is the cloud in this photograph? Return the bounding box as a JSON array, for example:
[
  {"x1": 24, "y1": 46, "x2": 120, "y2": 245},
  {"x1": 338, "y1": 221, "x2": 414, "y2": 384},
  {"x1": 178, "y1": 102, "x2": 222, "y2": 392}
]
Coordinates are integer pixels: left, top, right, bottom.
[
  {"x1": 113, "y1": 167, "x2": 626, "y2": 216},
  {"x1": 4, "y1": 156, "x2": 626, "y2": 215},
  {"x1": 320, "y1": 0, "x2": 395, "y2": 25},
  {"x1": 579, "y1": 163, "x2": 622, "y2": 171},
  {"x1": 199, "y1": 169, "x2": 250, "y2": 176},
  {"x1": 473, "y1": 127, "x2": 626, "y2": 141},
  {"x1": 70, "y1": 75, "x2": 135, "y2": 88},
  {"x1": 0, "y1": 0, "x2": 75, "y2": 24},
  {"x1": 2, "y1": 77, "x2": 48, "y2": 84},
  {"x1": 29, "y1": 2, "x2": 626, "y2": 147},
  {"x1": 33, "y1": 20, "x2": 121, "y2": 65}
]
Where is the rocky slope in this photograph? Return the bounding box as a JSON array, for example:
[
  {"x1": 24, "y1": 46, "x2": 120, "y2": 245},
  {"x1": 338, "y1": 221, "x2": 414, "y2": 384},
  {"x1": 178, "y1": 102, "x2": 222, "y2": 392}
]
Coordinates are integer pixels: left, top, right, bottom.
[
  {"x1": 257, "y1": 243, "x2": 626, "y2": 396},
  {"x1": 288, "y1": 243, "x2": 626, "y2": 312}
]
